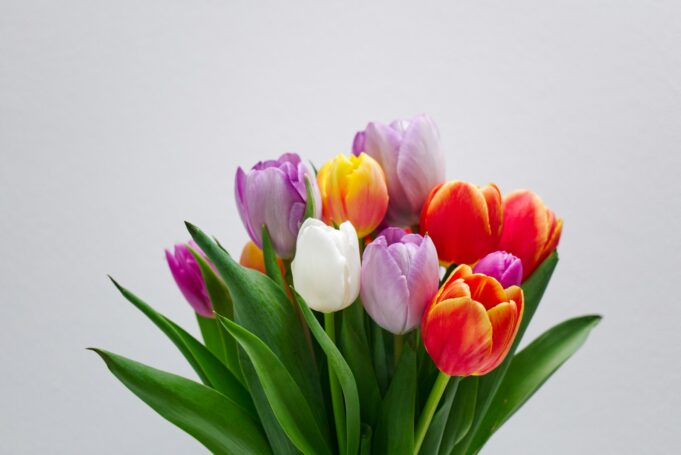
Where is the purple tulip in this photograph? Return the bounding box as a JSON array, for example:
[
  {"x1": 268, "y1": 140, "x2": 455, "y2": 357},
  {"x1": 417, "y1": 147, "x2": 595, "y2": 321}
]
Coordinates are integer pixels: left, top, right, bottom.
[
  {"x1": 352, "y1": 114, "x2": 445, "y2": 227},
  {"x1": 235, "y1": 153, "x2": 321, "y2": 259},
  {"x1": 360, "y1": 229, "x2": 440, "y2": 334},
  {"x1": 165, "y1": 241, "x2": 214, "y2": 318},
  {"x1": 473, "y1": 251, "x2": 523, "y2": 288}
]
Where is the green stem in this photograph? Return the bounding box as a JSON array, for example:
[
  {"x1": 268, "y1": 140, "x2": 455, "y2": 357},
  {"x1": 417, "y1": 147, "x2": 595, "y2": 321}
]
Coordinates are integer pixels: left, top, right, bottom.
[
  {"x1": 325, "y1": 312, "x2": 346, "y2": 454},
  {"x1": 394, "y1": 333, "x2": 404, "y2": 367},
  {"x1": 413, "y1": 371, "x2": 451, "y2": 455}
]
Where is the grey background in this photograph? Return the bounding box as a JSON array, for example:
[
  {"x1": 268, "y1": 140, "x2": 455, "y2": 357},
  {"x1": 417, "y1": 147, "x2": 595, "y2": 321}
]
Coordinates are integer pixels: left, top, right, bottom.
[{"x1": 2, "y1": 0, "x2": 680, "y2": 453}]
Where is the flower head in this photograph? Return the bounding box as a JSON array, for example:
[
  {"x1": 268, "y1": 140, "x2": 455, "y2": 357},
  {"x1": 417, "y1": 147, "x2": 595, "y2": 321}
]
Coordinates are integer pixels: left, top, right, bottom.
[{"x1": 165, "y1": 241, "x2": 214, "y2": 317}]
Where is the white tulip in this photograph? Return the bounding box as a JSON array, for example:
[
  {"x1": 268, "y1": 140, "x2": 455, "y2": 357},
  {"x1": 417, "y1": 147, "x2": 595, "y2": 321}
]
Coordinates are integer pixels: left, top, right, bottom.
[{"x1": 291, "y1": 218, "x2": 361, "y2": 313}]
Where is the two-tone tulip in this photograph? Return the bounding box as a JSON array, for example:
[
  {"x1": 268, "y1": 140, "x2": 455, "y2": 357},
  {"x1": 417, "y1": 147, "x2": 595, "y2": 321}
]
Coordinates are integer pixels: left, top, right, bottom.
[
  {"x1": 360, "y1": 228, "x2": 439, "y2": 334},
  {"x1": 235, "y1": 153, "x2": 321, "y2": 259},
  {"x1": 498, "y1": 190, "x2": 563, "y2": 279},
  {"x1": 317, "y1": 153, "x2": 388, "y2": 238},
  {"x1": 165, "y1": 241, "x2": 214, "y2": 318},
  {"x1": 473, "y1": 251, "x2": 523, "y2": 288},
  {"x1": 291, "y1": 219, "x2": 361, "y2": 313},
  {"x1": 420, "y1": 180, "x2": 503, "y2": 265},
  {"x1": 422, "y1": 264, "x2": 524, "y2": 376},
  {"x1": 352, "y1": 114, "x2": 445, "y2": 227}
]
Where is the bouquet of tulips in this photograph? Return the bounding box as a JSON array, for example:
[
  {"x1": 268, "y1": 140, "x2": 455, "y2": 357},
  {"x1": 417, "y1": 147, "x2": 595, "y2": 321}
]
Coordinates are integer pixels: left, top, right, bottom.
[{"x1": 93, "y1": 114, "x2": 600, "y2": 455}]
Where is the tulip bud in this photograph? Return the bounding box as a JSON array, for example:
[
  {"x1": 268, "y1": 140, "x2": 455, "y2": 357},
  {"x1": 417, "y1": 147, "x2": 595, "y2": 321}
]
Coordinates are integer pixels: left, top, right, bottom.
[
  {"x1": 422, "y1": 265, "x2": 524, "y2": 376},
  {"x1": 473, "y1": 251, "x2": 523, "y2": 288},
  {"x1": 317, "y1": 153, "x2": 389, "y2": 237},
  {"x1": 235, "y1": 153, "x2": 321, "y2": 259},
  {"x1": 360, "y1": 228, "x2": 439, "y2": 334},
  {"x1": 498, "y1": 190, "x2": 563, "y2": 279},
  {"x1": 353, "y1": 114, "x2": 445, "y2": 227},
  {"x1": 291, "y1": 219, "x2": 361, "y2": 313},
  {"x1": 420, "y1": 180, "x2": 503, "y2": 265},
  {"x1": 165, "y1": 241, "x2": 214, "y2": 318}
]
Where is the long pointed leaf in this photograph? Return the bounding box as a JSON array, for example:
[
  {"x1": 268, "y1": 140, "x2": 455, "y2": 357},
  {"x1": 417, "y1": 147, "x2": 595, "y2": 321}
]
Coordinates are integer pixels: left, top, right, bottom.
[
  {"x1": 187, "y1": 222, "x2": 327, "y2": 453},
  {"x1": 467, "y1": 315, "x2": 602, "y2": 453},
  {"x1": 373, "y1": 345, "x2": 417, "y2": 455},
  {"x1": 109, "y1": 278, "x2": 253, "y2": 415},
  {"x1": 218, "y1": 316, "x2": 332, "y2": 455},
  {"x1": 91, "y1": 349, "x2": 270, "y2": 455},
  {"x1": 295, "y1": 292, "x2": 361, "y2": 455}
]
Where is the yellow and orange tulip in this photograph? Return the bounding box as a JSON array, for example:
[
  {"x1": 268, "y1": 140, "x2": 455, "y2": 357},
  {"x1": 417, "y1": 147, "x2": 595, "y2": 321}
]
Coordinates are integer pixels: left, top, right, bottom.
[
  {"x1": 419, "y1": 180, "x2": 503, "y2": 265},
  {"x1": 498, "y1": 190, "x2": 562, "y2": 279},
  {"x1": 421, "y1": 264, "x2": 524, "y2": 376},
  {"x1": 317, "y1": 153, "x2": 389, "y2": 237}
]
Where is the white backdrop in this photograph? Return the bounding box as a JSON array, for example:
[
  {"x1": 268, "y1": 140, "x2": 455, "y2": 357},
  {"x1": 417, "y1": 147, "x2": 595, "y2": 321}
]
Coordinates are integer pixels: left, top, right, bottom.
[{"x1": 2, "y1": 1, "x2": 680, "y2": 453}]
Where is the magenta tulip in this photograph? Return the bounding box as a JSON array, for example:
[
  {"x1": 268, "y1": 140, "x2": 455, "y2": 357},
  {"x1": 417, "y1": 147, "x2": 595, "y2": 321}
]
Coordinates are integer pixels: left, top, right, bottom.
[
  {"x1": 165, "y1": 241, "x2": 213, "y2": 317},
  {"x1": 473, "y1": 251, "x2": 523, "y2": 288}
]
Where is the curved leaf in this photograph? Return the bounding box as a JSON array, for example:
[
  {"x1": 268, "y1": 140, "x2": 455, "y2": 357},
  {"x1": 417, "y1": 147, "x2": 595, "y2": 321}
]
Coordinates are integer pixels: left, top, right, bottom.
[
  {"x1": 467, "y1": 315, "x2": 602, "y2": 453},
  {"x1": 91, "y1": 349, "x2": 270, "y2": 455},
  {"x1": 218, "y1": 316, "x2": 332, "y2": 455},
  {"x1": 109, "y1": 278, "x2": 253, "y2": 415}
]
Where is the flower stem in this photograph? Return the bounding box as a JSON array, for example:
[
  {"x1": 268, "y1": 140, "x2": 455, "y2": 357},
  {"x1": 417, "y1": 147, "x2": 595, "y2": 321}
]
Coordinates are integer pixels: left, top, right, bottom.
[
  {"x1": 413, "y1": 371, "x2": 451, "y2": 454},
  {"x1": 325, "y1": 312, "x2": 346, "y2": 454},
  {"x1": 394, "y1": 333, "x2": 404, "y2": 367}
]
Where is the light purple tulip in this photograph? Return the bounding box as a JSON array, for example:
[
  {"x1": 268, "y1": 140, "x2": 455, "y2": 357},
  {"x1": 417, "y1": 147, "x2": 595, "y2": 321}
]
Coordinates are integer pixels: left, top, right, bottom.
[
  {"x1": 360, "y1": 229, "x2": 440, "y2": 334},
  {"x1": 165, "y1": 241, "x2": 214, "y2": 318},
  {"x1": 473, "y1": 251, "x2": 523, "y2": 288},
  {"x1": 352, "y1": 114, "x2": 445, "y2": 227},
  {"x1": 235, "y1": 153, "x2": 322, "y2": 259}
]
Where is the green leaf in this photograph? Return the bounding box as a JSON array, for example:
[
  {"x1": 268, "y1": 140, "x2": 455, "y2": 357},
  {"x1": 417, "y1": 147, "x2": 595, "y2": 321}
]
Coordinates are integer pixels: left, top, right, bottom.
[
  {"x1": 371, "y1": 323, "x2": 389, "y2": 394},
  {"x1": 454, "y1": 252, "x2": 559, "y2": 455},
  {"x1": 437, "y1": 377, "x2": 477, "y2": 454},
  {"x1": 373, "y1": 345, "x2": 417, "y2": 455},
  {"x1": 467, "y1": 315, "x2": 602, "y2": 453},
  {"x1": 419, "y1": 377, "x2": 460, "y2": 455},
  {"x1": 187, "y1": 222, "x2": 328, "y2": 453},
  {"x1": 303, "y1": 175, "x2": 316, "y2": 221},
  {"x1": 109, "y1": 278, "x2": 253, "y2": 415},
  {"x1": 90, "y1": 349, "x2": 271, "y2": 455},
  {"x1": 189, "y1": 248, "x2": 242, "y2": 382},
  {"x1": 339, "y1": 302, "x2": 381, "y2": 427},
  {"x1": 294, "y1": 293, "x2": 361, "y2": 455},
  {"x1": 261, "y1": 226, "x2": 287, "y2": 291},
  {"x1": 218, "y1": 316, "x2": 332, "y2": 455}
]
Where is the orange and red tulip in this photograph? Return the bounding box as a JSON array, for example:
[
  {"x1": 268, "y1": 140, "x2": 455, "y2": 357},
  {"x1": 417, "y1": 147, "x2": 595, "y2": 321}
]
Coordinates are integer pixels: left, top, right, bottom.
[
  {"x1": 421, "y1": 264, "x2": 524, "y2": 376},
  {"x1": 317, "y1": 153, "x2": 389, "y2": 237},
  {"x1": 419, "y1": 180, "x2": 503, "y2": 265},
  {"x1": 498, "y1": 190, "x2": 563, "y2": 280}
]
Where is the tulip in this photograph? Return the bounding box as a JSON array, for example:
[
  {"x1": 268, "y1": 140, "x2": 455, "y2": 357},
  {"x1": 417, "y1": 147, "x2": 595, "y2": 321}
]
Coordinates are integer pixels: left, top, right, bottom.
[
  {"x1": 473, "y1": 251, "x2": 523, "y2": 288},
  {"x1": 165, "y1": 241, "x2": 214, "y2": 318},
  {"x1": 235, "y1": 152, "x2": 321, "y2": 259},
  {"x1": 353, "y1": 114, "x2": 445, "y2": 227},
  {"x1": 498, "y1": 190, "x2": 563, "y2": 279},
  {"x1": 422, "y1": 264, "x2": 524, "y2": 376},
  {"x1": 317, "y1": 153, "x2": 388, "y2": 238},
  {"x1": 420, "y1": 180, "x2": 503, "y2": 265},
  {"x1": 291, "y1": 218, "x2": 361, "y2": 313},
  {"x1": 239, "y1": 240, "x2": 285, "y2": 276},
  {"x1": 360, "y1": 228, "x2": 439, "y2": 334}
]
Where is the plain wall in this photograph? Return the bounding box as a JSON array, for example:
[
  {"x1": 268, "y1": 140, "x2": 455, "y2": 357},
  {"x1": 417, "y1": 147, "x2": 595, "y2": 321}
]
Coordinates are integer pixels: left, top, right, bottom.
[{"x1": 2, "y1": 1, "x2": 680, "y2": 453}]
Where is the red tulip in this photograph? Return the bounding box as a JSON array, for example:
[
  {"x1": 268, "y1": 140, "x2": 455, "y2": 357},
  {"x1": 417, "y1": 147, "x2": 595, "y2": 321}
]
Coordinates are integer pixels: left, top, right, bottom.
[
  {"x1": 421, "y1": 264, "x2": 524, "y2": 376},
  {"x1": 498, "y1": 190, "x2": 563, "y2": 279},
  {"x1": 420, "y1": 180, "x2": 503, "y2": 265}
]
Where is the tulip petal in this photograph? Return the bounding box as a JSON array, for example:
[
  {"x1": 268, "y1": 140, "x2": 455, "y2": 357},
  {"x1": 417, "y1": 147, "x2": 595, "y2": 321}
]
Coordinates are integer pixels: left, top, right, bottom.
[
  {"x1": 464, "y1": 274, "x2": 508, "y2": 310},
  {"x1": 402, "y1": 235, "x2": 439, "y2": 332},
  {"x1": 480, "y1": 184, "x2": 503, "y2": 240},
  {"x1": 476, "y1": 301, "x2": 519, "y2": 375},
  {"x1": 422, "y1": 297, "x2": 493, "y2": 377}
]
